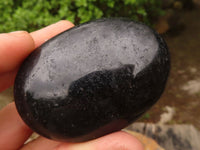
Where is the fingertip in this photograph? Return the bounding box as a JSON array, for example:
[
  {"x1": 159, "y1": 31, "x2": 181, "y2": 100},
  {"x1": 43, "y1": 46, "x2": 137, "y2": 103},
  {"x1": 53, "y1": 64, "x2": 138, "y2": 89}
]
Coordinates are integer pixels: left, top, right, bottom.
[
  {"x1": 30, "y1": 20, "x2": 74, "y2": 48},
  {"x1": 58, "y1": 20, "x2": 75, "y2": 28},
  {"x1": 94, "y1": 131, "x2": 144, "y2": 150},
  {"x1": 0, "y1": 31, "x2": 35, "y2": 73},
  {"x1": 21, "y1": 136, "x2": 61, "y2": 150},
  {"x1": 114, "y1": 131, "x2": 144, "y2": 150},
  {"x1": 56, "y1": 131, "x2": 144, "y2": 150},
  {"x1": 9, "y1": 31, "x2": 29, "y2": 36},
  {"x1": 8, "y1": 31, "x2": 34, "y2": 48}
]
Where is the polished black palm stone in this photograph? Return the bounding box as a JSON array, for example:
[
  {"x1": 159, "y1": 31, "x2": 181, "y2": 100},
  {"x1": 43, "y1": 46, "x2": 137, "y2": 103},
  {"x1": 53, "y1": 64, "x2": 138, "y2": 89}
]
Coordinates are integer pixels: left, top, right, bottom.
[{"x1": 14, "y1": 18, "x2": 170, "y2": 142}]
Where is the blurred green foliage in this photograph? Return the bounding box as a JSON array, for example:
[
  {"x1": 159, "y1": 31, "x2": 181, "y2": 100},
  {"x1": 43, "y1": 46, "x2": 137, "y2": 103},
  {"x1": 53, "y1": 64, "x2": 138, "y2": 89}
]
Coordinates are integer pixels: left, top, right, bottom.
[
  {"x1": 0, "y1": 0, "x2": 164, "y2": 33},
  {"x1": 140, "y1": 112, "x2": 151, "y2": 120}
]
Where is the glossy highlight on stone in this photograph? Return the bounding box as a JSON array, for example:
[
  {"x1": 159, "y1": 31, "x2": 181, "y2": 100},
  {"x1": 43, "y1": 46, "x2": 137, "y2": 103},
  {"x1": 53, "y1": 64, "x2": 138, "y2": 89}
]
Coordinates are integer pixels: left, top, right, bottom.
[{"x1": 14, "y1": 18, "x2": 170, "y2": 142}]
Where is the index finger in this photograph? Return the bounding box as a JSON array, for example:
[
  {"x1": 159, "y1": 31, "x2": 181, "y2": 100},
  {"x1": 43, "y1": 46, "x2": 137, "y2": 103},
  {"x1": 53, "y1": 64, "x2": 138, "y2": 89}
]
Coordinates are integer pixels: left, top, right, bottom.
[
  {"x1": 0, "y1": 31, "x2": 35, "y2": 73},
  {"x1": 30, "y1": 20, "x2": 74, "y2": 48},
  {"x1": 0, "y1": 20, "x2": 74, "y2": 73},
  {"x1": 0, "y1": 20, "x2": 74, "y2": 92}
]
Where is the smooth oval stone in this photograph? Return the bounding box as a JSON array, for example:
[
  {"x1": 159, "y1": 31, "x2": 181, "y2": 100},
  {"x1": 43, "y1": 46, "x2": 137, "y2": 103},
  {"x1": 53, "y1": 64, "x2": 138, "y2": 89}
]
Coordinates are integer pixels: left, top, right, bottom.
[{"x1": 14, "y1": 18, "x2": 170, "y2": 142}]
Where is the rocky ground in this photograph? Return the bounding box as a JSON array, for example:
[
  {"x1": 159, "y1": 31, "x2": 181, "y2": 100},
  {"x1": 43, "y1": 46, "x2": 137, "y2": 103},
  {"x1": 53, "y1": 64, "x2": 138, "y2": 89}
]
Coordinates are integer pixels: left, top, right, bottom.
[
  {"x1": 139, "y1": 6, "x2": 200, "y2": 130},
  {"x1": 127, "y1": 123, "x2": 200, "y2": 150}
]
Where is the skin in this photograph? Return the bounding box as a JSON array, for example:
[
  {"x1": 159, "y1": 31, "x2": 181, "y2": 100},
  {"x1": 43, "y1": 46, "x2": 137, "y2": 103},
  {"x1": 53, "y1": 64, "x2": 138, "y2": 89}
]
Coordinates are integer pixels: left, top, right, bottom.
[{"x1": 0, "y1": 20, "x2": 144, "y2": 150}]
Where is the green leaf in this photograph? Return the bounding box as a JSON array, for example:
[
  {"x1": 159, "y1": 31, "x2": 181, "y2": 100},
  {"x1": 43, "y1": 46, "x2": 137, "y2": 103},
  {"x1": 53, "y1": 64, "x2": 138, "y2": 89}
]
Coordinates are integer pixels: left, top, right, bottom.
[
  {"x1": 0, "y1": 0, "x2": 164, "y2": 32},
  {"x1": 124, "y1": 0, "x2": 136, "y2": 5},
  {"x1": 137, "y1": 8, "x2": 147, "y2": 16},
  {"x1": 75, "y1": 0, "x2": 87, "y2": 7},
  {"x1": 107, "y1": 0, "x2": 115, "y2": 8}
]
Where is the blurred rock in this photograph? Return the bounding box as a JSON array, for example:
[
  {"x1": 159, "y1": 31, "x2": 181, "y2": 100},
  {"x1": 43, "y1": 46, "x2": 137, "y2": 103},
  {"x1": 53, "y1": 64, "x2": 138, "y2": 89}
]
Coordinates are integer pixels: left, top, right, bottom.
[
  {"x1": 126, "y1": 123, "x2": 200, "y2": 150},
  {"x1": 189, "y1": 67, "x2": 197, "y2": 74},
  {"x1": 181, "y1": 79, "x2": 200, "y2": 95},
  {"x1": 159, "y1": 106, "x2": 175, "y2": 124}
]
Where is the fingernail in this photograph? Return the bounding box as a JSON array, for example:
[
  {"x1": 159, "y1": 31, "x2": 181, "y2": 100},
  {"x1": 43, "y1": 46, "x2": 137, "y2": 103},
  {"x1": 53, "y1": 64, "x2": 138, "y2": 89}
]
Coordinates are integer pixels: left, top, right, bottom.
[{"x1": 9, "y1": 31, "x2": 28, "y2": 37}]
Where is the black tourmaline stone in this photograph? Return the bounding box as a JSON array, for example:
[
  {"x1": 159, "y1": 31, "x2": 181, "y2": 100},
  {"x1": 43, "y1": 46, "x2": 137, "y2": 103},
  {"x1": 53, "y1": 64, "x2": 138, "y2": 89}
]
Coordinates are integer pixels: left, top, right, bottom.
[{"x1": 14, "y1": 18, "x2": 170, "y2": 142}]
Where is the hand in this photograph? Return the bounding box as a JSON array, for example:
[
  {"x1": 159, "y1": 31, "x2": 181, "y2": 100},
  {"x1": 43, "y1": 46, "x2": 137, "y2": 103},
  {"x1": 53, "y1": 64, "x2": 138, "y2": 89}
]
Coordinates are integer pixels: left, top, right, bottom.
[{"x1": 0, "y1": 21, "x2": 144, "y2": 150}]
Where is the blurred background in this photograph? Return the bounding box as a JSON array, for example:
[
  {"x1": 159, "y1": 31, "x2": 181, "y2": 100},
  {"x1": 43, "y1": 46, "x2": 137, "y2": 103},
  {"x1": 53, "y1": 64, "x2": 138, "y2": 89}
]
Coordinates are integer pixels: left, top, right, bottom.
[{"x1": 0, "y1": 0, "x2": 200, "y2": 149}]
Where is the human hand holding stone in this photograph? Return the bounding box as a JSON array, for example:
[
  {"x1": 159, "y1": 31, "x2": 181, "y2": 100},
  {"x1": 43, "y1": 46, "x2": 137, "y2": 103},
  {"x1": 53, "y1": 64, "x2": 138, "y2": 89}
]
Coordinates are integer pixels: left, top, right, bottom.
[{"x1": 0, "y1": 21, "x2": 143, "y2": 150}]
